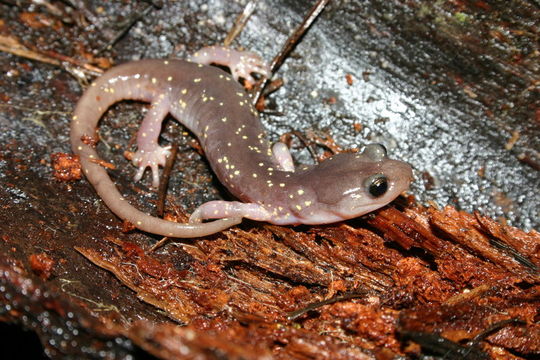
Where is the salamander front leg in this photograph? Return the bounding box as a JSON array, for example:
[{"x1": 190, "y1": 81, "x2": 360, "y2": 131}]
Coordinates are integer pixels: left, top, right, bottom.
[
  {"x1": 189, "y1": 201, "x2": 272, "y2": 223},
  {"x1": 132, "y1": 99, "x2": 171, "y2": 187},
  {"x1": 272, "y1": 142, "x2": 295, "y2": 172}
]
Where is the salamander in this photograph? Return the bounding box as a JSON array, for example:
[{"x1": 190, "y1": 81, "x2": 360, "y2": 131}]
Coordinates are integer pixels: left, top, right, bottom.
[{"x1": 71, "y1": 46, "x2": 413, "y2": 238}]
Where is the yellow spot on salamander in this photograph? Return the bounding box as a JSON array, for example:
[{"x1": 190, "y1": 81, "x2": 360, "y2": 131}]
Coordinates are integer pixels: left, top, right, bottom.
[
  {"x1": 279, "y1": 183, "x2": 285, "y2": 187},
  {"x1": 151, "y1": 78, "x2": 157, "y2": 84},
  {"x1": 181, "y1": 88, "x2": 188, "y2": 94},
  {"x1": 193, "y1": 78, "x2": 202, "y2": 83},
  {"x1": 221, "y1": 117, "x2": 227, "y2": 122},
  {"x1": 167, "y1": 76, "x2": 173, "y2": 81},
  {"x1": 295, "y1": 205, "x2": 302, "y2": 210},
  {"x1": 297, "y1": 189, "x2": 305, "y2": 195}
]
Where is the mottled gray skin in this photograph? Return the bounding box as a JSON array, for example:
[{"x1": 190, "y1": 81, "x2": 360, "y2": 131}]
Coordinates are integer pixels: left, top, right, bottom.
[{"x1": 71, "y1": 51, "x2": 412, "y2": 238}]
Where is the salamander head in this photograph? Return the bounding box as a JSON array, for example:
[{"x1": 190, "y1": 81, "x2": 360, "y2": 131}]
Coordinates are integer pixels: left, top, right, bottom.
[{"x1": 288, "y1": 144, "x2": 412, "y2": 224}]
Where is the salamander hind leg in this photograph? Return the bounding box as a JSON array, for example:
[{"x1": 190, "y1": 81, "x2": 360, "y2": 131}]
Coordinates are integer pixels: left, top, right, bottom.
[
  {"x1": 188, "y1": 46, "x2": 270, "y2": 85},
  {"x1": 189, "y1": 201, "x2": 272, "y2": 223},
  {"x1": 132, "y1": 99, "x2": 171, "y2": 188}
]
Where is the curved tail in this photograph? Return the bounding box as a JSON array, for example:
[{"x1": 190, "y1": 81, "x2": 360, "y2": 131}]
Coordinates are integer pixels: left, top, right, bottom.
[{"x1": 71, "y1": 63, "x2": 241, "y2": 238}]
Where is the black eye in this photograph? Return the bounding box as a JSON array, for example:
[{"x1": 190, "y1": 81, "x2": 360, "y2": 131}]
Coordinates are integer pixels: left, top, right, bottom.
[{"x1": 366, "y1": 174, "x2": 388, "y2": 197}]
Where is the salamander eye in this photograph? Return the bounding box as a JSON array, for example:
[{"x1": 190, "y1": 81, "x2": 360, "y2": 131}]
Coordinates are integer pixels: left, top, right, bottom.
[{"x1": 365, "y1": 174, "x2": 388, "y2": 198}]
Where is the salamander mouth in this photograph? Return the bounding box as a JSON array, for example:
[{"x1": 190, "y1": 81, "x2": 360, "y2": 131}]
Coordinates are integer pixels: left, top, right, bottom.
[
  {"x1": 332, "y1": 202, "x2": 390, "y2": 219},
  {"x1": 293, "y1": 208, "x2": 348, "y2": 225}
]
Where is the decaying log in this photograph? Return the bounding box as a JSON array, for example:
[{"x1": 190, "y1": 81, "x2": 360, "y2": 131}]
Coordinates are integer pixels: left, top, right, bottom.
[{"x1": 0, "y1": 0, "x2": 538, "y2": 359}]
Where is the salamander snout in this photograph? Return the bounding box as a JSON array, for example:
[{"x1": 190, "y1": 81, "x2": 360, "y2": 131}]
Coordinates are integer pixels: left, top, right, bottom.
[
  {"x1": 294, "y1": 145, "x2": 413, "y2": 223},
  {"x1": 332, "y1": 153, "x2": 413, "y2": 218}
]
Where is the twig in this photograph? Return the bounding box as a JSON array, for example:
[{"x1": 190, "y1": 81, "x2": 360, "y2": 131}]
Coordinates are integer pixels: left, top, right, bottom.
[
  {"x1": 223, "y1": 0, "x2": 259, "y2": 46},
  {"x1": 0, "y1": 35, "x2": 103, "y2": 77},
  {"x1": 97, "y1": 4, "x2": 155, "y2": 54},
  {"x1": 148, "y1": 236, "x2": 170, "y2": 252},
  {"x1": 157, "y1": 142, "x2": 179, "y2": 218},
  {"x1": 459, "y1": 318, "x2": 525, "y2": 359},
  {"x1": 470, "y1": 318, "x2": 525, "y2": 344},
  {"x1": 251, "y1": 0, "x2": 331, "y2": 105}
]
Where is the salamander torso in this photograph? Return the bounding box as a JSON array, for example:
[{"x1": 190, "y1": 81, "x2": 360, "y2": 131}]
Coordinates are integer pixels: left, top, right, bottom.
[{"x1": 71, "y1": 47, "x2": 413, "y2": 238}]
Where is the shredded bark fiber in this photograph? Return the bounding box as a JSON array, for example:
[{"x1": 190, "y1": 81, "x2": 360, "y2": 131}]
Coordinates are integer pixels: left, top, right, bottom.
[
  {"x1": 1, "y1": 178, "x2": 539, "y2": 359},
  {"x1": 66, "y1": 204, "x2": 538, "y2": 359}
]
